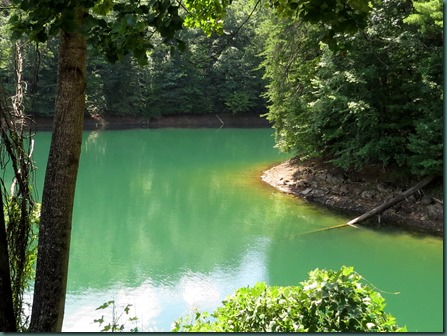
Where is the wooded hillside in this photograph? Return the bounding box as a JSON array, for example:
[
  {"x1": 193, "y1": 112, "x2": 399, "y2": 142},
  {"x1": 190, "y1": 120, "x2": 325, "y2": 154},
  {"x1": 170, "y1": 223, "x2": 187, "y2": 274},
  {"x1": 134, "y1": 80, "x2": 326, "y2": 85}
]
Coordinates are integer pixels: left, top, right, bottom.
[{"x1": 0, "y1": 0, "x2": 442, "y2": 178}]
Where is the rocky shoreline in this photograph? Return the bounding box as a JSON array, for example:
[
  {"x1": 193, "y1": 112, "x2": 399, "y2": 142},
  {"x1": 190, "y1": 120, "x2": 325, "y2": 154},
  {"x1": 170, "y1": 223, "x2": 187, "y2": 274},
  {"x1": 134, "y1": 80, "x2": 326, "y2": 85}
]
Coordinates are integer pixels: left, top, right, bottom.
[{"x1": 262, "y1": 158, "x2": 443, "y2": 236}]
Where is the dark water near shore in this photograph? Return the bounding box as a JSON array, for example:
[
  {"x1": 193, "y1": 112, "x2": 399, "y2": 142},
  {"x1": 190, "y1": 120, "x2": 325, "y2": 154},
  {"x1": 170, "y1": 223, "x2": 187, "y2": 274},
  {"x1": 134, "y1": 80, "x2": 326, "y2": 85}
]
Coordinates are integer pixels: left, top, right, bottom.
[{"x1": 28, "y1": 129, "x2": 443, "y2": 332}]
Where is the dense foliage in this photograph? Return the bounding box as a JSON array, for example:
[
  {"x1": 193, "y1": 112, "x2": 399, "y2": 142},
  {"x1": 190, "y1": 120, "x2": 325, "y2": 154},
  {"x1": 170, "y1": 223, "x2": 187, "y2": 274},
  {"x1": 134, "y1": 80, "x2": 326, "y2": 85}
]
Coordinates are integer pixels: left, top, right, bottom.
[
  {"x1": 0, "y1": 3, "x2": 266, "y2": 118},
  {"x1": 172, "y1": 266, "x2": 406, "y2": 332},
  {"x1": 262, "y1": 0, "x2": 443, "y2": 177},
  {"x1": 2, "y1": 0, "x2": 440, "y2": 178},
  {"x1": 2, "y1": 199, "x2": 39, "y2": 330},
  {"x1": 0, "y1": 33, "x2": 39, "y2": 330}
]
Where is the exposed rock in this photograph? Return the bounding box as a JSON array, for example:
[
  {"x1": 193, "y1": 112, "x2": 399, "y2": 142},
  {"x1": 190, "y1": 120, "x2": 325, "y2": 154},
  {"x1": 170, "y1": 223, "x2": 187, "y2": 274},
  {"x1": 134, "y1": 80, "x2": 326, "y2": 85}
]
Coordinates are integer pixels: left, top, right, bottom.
[
  {"x1": 261, "y1": 158, "x2": 443, "y2": 236},
  {"x1": 295, "y1": 180, "x2": 309, "y2": 188},
  {"x1": 316, "y1": 173, "x2": 327, "y2": 181},
  {"x1": 312, "y1": 189, "x2": 328, "y2": 197},
  {"x1": 421, "y1": 196, "x2": 433, "y2": 206},
  {"x1": 339, "y1": 185, "x2": 349, "y2": 195},
  {"x1": 310, "y1": 181, "x2": 319, "y2": 188},
  {"x1": 426, "y1": 203, "x2": 443, "y2": 220},
  {"x1": 326, "y1": 173, "x2": 344, "y2": 185},
  {"x1": 302, "y1": 188, "x2": 313, "y2": 195},
  {"x1": 376, "y1": 184, "x2": 389, "y2": 193},
  {"x1": 361, "y1": 190, "x2": 377, "y2": 200}
]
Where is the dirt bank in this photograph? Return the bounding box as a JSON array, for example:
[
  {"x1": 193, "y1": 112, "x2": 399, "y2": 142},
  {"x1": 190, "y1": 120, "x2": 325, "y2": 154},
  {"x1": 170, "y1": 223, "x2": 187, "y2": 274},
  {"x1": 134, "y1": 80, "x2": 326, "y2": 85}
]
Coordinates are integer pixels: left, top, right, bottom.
[
  {"x1": 30, "y1": 113, "x2": 271, "y2": 131},
  {"x1": 262, "y1": 158, "x2": 443, "y2": 236}
]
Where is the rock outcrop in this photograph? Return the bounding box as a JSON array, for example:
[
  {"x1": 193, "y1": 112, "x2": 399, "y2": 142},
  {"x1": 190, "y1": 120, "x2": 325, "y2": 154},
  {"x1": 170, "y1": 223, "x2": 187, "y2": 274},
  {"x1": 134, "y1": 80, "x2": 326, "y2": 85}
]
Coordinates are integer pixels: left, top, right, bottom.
[{"x1": 262, "y1": 159, "x2": 443, "y2": 236}]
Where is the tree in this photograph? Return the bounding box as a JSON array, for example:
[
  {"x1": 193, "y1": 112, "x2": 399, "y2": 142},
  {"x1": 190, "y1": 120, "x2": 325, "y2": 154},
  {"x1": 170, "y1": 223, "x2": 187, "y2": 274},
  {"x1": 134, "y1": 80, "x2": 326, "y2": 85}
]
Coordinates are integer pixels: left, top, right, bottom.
[
  {"x1": 260, "y1": 16, "x2": 323, "y2": 157},
  {"x1": 27, "y1": 9, "x2": 87, "y2": 331},
  {"x1": 7, "y1": 0, "x2": 373, "y2": 331},
  {"x1": 0, "y1": 35, "x2": 38, "y2": 331},
  {"x1": 262, "y1": 0, "x2": 442, "y2": 177},
  {"x1": 404, "y1": 0, "x2": 443, "y2": 176},
  {"x1": 172, "y1": 266, "x2": 406, "y2": 332},
  {"x1": 19, "y1": 3, "x2": 268, "y2": 118},
  {"x1": 9, "y1": 0, "x2": 184, "y2": 331},
  {"x1": 0, "y1": 193, "x2": 15, "y2": 332},
  {"x1": 184, "y1": 0, "x2": 371, "y2": 43},
  {"x1": 24, "y1": 39, "x2": 60, "y2": 116}
]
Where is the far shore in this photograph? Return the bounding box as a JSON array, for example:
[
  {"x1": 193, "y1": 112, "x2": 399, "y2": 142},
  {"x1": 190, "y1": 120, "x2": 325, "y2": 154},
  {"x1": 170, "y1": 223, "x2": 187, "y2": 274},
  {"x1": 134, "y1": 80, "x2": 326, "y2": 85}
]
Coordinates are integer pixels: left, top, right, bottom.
[
  {"x1": 29, "y1": 113, "x2": 443, "y2": 236},
  {"x1": 29, "y1": 113, "x2": 271, "y2": 131}
]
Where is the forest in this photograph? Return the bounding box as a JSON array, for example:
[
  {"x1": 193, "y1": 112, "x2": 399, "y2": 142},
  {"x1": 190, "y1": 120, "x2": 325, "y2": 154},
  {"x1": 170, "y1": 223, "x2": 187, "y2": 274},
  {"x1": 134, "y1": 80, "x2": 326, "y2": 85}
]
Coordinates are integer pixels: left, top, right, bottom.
[
  {"x1": 0, "y1": 0, "x2": 442, "y2": 177},
  {"x1": 0, "y1": 0, "x2": 443, "y2": 332}
]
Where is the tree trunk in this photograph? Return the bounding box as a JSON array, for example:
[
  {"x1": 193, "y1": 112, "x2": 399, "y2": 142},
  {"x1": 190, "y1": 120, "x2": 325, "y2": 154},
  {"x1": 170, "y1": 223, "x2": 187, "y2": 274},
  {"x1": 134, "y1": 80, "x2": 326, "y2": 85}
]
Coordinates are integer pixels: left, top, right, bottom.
[
  {"x1": 0, "y1": 194, "x2": 17, "y2": 332},
  {"x1": 29, "y1": 14, "x2": 87, "y2": 332}
]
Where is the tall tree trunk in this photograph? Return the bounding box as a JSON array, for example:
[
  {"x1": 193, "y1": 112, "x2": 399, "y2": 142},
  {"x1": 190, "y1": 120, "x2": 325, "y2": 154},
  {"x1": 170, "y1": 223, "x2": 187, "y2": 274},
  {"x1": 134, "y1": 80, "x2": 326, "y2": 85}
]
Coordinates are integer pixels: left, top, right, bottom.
[
  {"x1": 29, "y1": 14, "x2": 86, "y2": 332},
  {"x1": 0, "y1": 194, "x2": 17, "y2": 332}
]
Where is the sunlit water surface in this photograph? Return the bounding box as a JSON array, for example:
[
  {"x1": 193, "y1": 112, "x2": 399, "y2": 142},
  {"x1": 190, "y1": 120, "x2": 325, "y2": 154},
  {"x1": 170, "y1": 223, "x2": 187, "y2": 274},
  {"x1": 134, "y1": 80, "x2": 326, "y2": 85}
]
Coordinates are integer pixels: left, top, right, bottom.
[{"x1": 28, "y1": 129, "x2": 443, "y2": 332}]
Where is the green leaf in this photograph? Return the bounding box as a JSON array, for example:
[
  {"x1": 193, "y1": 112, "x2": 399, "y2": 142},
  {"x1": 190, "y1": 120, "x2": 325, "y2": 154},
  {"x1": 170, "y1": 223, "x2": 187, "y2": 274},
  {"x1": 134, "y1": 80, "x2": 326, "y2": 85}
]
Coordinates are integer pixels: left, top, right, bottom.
[
  {"x1": 124, "y1": 304, "x2": 132, "y2": 314},
  {"x1": 96, "y1": 300, "x2": 115, "y2": 310},
  {"x1": 93, "y1": 316, "x2": 104, "y2": 324},
  {"x1": 92, "y1": 0, "x2": 114, "y2": 15},
  {"x1": 102, "y1": 324, "x2": 111, "y2": 332}
]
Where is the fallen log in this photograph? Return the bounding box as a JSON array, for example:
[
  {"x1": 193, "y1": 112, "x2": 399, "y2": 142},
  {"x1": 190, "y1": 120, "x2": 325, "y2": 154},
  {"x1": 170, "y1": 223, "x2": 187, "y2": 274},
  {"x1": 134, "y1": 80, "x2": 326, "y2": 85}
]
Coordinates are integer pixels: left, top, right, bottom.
[
  {"x1": 295, "y1": 175, "x2": 436, "y2": 237},
  {"x1": 299, "y1": 222, "x2": 361, "y2": 236},
  {"x1": 346, "y1": 175, "x2": 436, "y2": 226}
]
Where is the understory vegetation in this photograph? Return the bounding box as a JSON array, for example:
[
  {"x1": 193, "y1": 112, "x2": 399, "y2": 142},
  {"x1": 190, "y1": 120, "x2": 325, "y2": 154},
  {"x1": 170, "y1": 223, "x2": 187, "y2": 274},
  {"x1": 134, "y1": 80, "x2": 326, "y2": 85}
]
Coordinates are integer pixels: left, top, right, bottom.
[
  {"x1": 91, "y1": 266, "x2": 406, "y2": 332},
  {"x1": 172, "y1": 266, "x2": 406, "y2": 332}
]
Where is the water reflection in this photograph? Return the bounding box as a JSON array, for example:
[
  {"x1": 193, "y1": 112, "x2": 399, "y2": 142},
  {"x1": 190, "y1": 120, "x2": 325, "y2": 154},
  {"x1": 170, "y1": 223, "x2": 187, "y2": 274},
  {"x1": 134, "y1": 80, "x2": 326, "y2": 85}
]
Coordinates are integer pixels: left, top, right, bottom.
[
  {"x1": 28, "y1": 130, "x2": 442, "y2": 332},
  {"x1": 64, "y1": 237, "x2": 270, "y2": 332}
]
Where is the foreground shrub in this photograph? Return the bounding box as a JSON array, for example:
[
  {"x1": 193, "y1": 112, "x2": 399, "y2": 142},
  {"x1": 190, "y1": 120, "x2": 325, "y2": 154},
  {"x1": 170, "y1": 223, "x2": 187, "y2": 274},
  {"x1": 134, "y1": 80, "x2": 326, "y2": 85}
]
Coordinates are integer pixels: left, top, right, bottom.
[{"x1": 172, "y1": 266, "x2": 406, "y2": 332}]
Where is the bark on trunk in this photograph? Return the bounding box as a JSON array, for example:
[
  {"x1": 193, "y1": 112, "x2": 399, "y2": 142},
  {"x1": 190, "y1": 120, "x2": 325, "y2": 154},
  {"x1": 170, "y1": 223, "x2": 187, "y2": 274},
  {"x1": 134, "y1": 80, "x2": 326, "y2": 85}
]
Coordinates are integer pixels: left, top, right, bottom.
[
  {"x1": 29, "y1": 15, "x2": 87, "y2": 332},
  {"x1": 0, "y1": 194, "x2": 17, "y2": 332}
]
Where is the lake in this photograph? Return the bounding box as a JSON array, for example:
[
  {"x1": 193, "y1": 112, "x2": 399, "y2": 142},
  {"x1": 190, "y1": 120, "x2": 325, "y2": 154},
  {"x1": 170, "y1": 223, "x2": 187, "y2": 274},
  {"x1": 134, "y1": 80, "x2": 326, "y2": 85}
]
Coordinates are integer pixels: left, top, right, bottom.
[{"x1": 28, "y1": 128, "x2": 443, "y2": 332}]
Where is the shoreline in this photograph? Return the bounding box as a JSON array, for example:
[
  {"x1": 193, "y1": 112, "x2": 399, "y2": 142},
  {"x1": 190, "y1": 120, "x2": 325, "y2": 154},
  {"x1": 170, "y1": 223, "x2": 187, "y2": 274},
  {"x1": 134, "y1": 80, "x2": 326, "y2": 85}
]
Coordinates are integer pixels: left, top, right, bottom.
[
  {"x1": 30, "y1": 114, "x2": 443, "y2": 236},
  {"x1": 261, "y1": 158, "x2": 443, "y2": 237},
  {"x1": 30, "y1": 113, "x2": 271, "y2": 131}
]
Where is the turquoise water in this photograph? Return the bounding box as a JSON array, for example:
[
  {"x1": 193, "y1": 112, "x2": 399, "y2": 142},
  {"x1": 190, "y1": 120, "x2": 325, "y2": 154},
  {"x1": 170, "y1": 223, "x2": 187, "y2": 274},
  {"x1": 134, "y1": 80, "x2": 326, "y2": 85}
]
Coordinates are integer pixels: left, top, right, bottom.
[{"x1": 29, "y1": 129, "x2": 443, "y2": 332}]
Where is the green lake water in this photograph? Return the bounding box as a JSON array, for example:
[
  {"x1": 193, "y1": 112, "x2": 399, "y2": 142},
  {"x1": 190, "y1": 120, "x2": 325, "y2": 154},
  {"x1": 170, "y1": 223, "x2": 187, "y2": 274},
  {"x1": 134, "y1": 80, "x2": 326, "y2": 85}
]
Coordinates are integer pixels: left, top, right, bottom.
[{"x1": 28, "y1": 128, "x2": 443, "y2": 332}]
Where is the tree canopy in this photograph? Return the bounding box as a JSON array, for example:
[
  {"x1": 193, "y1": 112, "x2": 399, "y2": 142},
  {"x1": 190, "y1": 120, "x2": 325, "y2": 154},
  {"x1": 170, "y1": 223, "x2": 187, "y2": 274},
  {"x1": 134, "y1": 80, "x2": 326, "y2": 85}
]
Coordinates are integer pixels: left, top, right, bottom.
[
  {"x1": 262, "y1": 0, "x2": 443, "y2": 177},
  {"x1": 9, "y1": 0, "x2": 184, "y2": 64}
]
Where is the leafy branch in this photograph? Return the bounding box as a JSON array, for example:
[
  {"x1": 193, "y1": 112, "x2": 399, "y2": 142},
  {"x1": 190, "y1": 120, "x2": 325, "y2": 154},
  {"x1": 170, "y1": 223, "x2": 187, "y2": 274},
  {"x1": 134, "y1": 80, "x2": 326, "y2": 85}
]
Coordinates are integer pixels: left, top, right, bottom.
[{"x1": 94, "y1": 300, "x2": 139, "y2": 332}]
